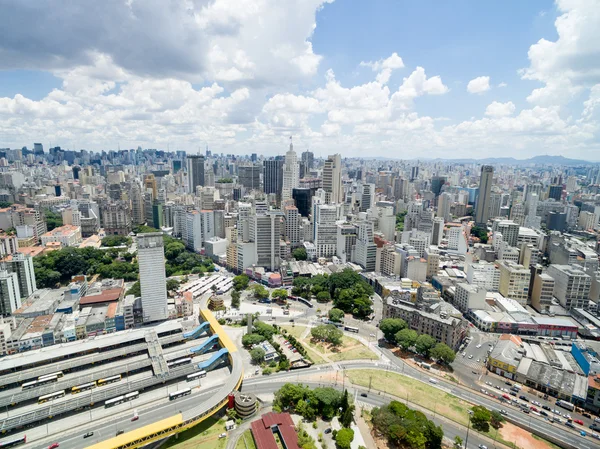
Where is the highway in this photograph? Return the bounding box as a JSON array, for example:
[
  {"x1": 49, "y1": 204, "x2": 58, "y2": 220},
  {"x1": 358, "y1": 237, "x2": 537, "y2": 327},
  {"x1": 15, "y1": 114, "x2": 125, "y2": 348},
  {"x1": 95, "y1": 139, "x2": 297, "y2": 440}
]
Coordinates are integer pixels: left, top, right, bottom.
[{"x1": 21, "y1": 359, "x2": 594, "y2": 449}]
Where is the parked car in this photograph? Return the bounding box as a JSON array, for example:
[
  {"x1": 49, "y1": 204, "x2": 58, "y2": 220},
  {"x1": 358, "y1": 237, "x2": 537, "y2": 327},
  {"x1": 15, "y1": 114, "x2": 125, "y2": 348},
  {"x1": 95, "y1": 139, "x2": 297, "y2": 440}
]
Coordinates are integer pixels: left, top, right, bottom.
[
  {"x1": 360, "y1": 393, "x2": 368, "y2": 397},
  {"x1": 324, "y1": 428, "x2": 332, "y2": 434},
  {"x1": 83, "y1": 432, "x2": 94, "y2": 439},
  {"x1": 218, "y1": 433, "x2": 227, "y2": 439},
  {"x1": 574, "y1": 419, "x2": 584, "y2": 425},
  {"x1": 48, "y1": 444, "x2": 60, "y2": 449},
  {"x1": 582, "y1": 412, "x2": 592, "y2": 419},
  {"x1": 519, "y1": 395, "x2": 529, "y2": 402},
  {"x1": 116, "y1": 430, "x2": 124, "y2": 436},
  {"x1": 542, "y1": 405, "x2": 551, "y2": 411},
  {"x1": 566, "y1": 421, "x2": 575, "y2": 428}
]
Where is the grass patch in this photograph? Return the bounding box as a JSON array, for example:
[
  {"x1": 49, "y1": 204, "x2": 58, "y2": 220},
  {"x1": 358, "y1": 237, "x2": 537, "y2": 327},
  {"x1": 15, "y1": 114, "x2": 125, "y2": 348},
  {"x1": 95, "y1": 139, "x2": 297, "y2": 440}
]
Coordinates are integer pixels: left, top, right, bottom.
[
  {"x1": 163, "y1": 416, "x2": 227, "y2": 449},
  {"x1": 280, "y1": 325, "x2": 305, "y2": 340},
  {"x1": 329, "y1": 345, "x2": 378, "y2": 361},
  {"x1": 235, "y1": 429, "x2": 257, "y2": 449},
  {"x1": 346, "y1": 369, "x2": 470, "y2": 426},
  {"x1": 307, "y1": 335, "x2": 378, "y2": 362}
]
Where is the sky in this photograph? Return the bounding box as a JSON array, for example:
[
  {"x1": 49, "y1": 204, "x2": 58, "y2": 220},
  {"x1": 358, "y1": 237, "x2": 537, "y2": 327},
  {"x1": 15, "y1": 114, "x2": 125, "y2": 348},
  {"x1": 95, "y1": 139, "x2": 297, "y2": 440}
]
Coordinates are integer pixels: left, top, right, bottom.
[{"x1": 0, "y1": 0, "x2": 599, "y2": 160}]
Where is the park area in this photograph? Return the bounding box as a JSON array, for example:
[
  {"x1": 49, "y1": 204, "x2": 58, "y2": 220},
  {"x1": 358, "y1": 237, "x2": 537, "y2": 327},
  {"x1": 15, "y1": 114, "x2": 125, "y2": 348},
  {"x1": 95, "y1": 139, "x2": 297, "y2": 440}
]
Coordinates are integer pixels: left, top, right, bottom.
[
  {"x1": 235, "y1": 429, "x2": 257, "y2": 449},
  {"x1": 347, "y1": 369, "x2": 559, "y2": 449},
  {"x1": 280, "y1": 324, "x2": 377, "y2": 363}
]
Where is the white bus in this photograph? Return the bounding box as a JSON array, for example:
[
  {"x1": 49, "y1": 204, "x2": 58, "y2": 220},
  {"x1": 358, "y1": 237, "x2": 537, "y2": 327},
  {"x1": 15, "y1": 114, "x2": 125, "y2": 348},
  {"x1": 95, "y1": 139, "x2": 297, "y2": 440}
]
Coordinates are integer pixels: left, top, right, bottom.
[
  {"x1": 38, "y1": 391, "x2": 65, "y2": 404},
  {"x1": 556, "y1": 400, "x2": 575, "y2": 412},
  {"x1": 186, "y1": 371, "x2": 207, "y2": 381},
  {"x1": 344, "y1": 325, "x2": 359, "y2": 333},
  {"x1": 0, "y1": 435, "x2": 26, "y2": 448},
  {"x1": 167, "y1": 358, "x2": 192, "y2": 368},
  {"x1": 39, "y1": 371, "x2": 63, "y2": 379},
  {"x1": 124, "y1": 391, "x2": 139, "y2": 401},
  {"x1": 105, "y1": 391, "x2": 139, "y2": 408},
  {"x1": 169, "y1": 388, "x2": 191, "y2": 401}
]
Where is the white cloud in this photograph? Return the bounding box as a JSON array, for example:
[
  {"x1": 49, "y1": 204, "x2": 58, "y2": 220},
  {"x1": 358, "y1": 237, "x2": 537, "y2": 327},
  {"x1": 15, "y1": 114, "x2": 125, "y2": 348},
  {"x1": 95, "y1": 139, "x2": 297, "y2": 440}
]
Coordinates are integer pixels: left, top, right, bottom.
[
  {"x1": 485, "y1": 101, "x2": 516, "y2": 117},
  {"x1": 498, "y1": 82, "x2": 508, "y2": 88},
  {"x1": 391, "y1": 67, "x2": 449, "y2": 110},
  {"x1": 521, "y1": 0, "x2": 600, "y2": 105},
  {"x1": 467, "y1": 76, "x2": 491, "y2": 94},
  {"x1": 360, "y1": 52, "x2": 405, "y2": 84}
]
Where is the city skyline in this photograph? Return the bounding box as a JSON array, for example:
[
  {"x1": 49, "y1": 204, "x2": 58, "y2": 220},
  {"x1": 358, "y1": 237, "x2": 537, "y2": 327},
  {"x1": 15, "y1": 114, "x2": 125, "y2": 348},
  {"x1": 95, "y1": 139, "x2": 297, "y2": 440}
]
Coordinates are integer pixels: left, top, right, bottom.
[{"x1": 0, "y1": 1, "x2": 599, "y2": 160}]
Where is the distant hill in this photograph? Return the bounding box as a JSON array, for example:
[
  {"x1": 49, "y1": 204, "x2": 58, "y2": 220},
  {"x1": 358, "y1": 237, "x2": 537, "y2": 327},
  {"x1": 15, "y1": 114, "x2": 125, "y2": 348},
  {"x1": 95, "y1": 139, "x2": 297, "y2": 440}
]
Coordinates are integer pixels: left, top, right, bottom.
[{"x1": 360, "y1": 154, "x2": 597, "y2": 165}]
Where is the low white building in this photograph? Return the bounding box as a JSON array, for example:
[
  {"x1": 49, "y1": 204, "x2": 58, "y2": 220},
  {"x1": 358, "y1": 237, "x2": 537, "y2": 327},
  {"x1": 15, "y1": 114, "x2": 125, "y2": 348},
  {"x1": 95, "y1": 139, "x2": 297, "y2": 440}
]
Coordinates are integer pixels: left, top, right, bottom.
[{"x1": 40, "y1": 225, "x2": 82, "y2": 247}]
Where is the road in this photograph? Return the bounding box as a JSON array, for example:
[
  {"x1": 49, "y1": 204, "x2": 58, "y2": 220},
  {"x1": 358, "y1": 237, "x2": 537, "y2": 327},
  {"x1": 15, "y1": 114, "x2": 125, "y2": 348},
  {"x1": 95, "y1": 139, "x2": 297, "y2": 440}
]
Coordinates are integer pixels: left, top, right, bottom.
[{"x1": 22, "y1": 358, "x2": 594, "y2": 449}]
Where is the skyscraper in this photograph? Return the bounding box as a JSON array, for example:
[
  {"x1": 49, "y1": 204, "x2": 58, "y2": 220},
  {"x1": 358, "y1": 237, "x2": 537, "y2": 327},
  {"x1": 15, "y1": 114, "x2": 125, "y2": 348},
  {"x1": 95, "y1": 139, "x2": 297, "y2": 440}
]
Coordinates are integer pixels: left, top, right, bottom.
[
  {"x1": 354, "y1": 221, "x2": 376, "y2": 272},
  {"x1": 292, "y1": 188, "x2": 312, "y2": 217},
  {"x1": 0, "y1": 269, "x2": 21, "y2": 316},
  {"x1": 187, "y1": 154, "x2": 205, "y2": 194},
  {"x1": 238, "y1": 164, "x2": 261, "y2": 190},
  {"x1": 282, "y1": 140, "x2": 299, "y2": 202},
  {"x1": 130, "y1": 182, "x2": 145, "y2": 225},
  {"x1": 548, "y1": 185, "x2": 563, "y2": 202},
  {"x1": 322, "y1": 154, "x2": 343, "y2": 204},
  {"x1": 263, "y1": 158, "x2": 284, "y2": 198},
  {"x1": 475, "y1": 165, "x2": 494, "y2": 226},
  {"x1": 5, "y1": 253, "x2": 36, "y2": 299},
  {"x1": 301, "y1": 150, "x2": 314, "y2": 170},
  {"x1": 137, "y1": 233, "x2": 168, "y2": 322}
]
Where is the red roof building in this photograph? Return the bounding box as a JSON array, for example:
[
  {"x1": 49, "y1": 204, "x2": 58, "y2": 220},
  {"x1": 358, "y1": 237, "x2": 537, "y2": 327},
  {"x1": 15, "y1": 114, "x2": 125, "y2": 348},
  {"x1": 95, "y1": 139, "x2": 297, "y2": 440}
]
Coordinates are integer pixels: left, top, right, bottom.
[{"x1": 250, "y1": 412, "x2": 300, "y2": 449}]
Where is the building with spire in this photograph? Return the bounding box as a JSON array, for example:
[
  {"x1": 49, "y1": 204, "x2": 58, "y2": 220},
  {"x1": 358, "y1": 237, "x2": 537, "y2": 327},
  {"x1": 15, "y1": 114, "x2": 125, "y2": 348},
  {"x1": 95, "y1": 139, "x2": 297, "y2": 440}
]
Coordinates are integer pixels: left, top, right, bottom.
[{"x1": 282, "y1": 137, "x2": 299, "y2": 202}]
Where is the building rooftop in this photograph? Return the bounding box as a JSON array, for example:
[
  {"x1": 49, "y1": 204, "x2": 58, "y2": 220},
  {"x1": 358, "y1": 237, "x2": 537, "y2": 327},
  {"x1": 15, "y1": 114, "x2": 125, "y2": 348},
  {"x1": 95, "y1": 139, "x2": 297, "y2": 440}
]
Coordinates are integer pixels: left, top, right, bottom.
[
  {"x1": 79, "y1": 288, "x2": 122, "y2": 306},
  {"x1": 41, "y1": 224, "x2": 81, "y2": 238}
]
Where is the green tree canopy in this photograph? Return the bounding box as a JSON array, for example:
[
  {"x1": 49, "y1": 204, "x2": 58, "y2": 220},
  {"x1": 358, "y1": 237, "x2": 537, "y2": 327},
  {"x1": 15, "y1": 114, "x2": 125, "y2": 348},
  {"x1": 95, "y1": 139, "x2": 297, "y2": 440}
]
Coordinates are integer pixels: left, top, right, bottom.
[
  {"x1": 470, "y1": 406, "x2": 491, "y2": 432},
  {"x1": 335, "y1": 428, "x2": 354, "y2": 449},
  {"x1": 470, "y1": 226, "x2": 488, "y2": 243},
  {"x1": 490, "y1": 410, "x2": 505, "y2": 429},
  {"x1": 253, "y1": 321, "x2": 277, "y2": 340},
  {"x1": 415, "y1": 334, "x2": 437, "y2": 357},
  {"x1": 44, "y1": 209, "x2": 63, "y2": 231},
  {"x1": 311, "y1": 324, "x2": 343, "y2": 346},
  {"x1": 249, "y1": 347, "x2": 266, "y2": 364},
  {"x1": 101, "y1": 235, "x2": 131, "y2": 247},
  {"x1": 316, "y1": 291, "x2": 331, "y2": 302},
  {"x1": 166, "y1": 278, "x2": 180, "y2": 293},
  {"x1": 231, "y1": 289, "x2": 241, "y2": 308},
  {"x1": 271, "y1": 288, "x2": 288, "y2": 302},
  {"x1": 242, "y1": 333, "x2": 265, "y2": 347},
  {"x1": 233, "y1": 274, "x2": 250, "y2": 291},
  {"x1": 292, "y1": 247, "x2": 308, "y2": 260},
  {"x1": 380, "y1": 318, "x2": 408, "y2": 343},
  {"x1": 430, "y1": 343, "x2": 456, "y2": 364},
  {"x1": 395, "y1": 328, "x2": 418, "y2": 350},
  {"x1": 251, "y1": 283, "x2": 269, "y2": 299},
  {"x1": 328, "y1": 308, "x2": 345, "y2": 322}
]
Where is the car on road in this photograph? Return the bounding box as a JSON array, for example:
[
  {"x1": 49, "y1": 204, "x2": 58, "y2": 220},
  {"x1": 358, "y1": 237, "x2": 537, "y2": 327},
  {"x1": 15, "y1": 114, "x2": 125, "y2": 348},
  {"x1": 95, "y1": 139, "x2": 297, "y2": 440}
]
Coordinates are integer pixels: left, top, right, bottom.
[
  {"x1": 591, "y1": 432, "x2": 600, "y2": 440},
  {"x1": 48, "y1": 444, "x2": 60, "y2": 449},
  {"x1": 116, "y1": 430, "x2": 124, "y2": 436},
  {"x1": 486, "y1": 381, "x2": 492, "y2": 386},
  {"x1": 500, "y1": 409, "x2": 508, "y2": 416},
  {"x1": 566, "y1": 421, "x2": 575, "y2": 428},
  {"x1": 369, "y1": 333, "x2": 376, "y2": 337},
  {"x1": 324, "y1": 428, "x2": 332, "y2": 434},
  {"x1": 505, "y1": 381, "x2": 512, "y2": 386},
  {"x1": 580, "y1": 431, "x2": 587, "y2": 437},
  {"x1": 476, "y1": 359, "x2": 481, "y2": 363},
  {"x1": 540, "y1": 410, "x2": 548, "y2": 417},
  {"x1": 542, "y1": 405, "x2": 551, "y2": 411},
  {"x1": 564, "y1": 414, "x2": 571, "y2": 419},
  {"x1": 595, "y1": 417, "x2": 600, "y2": 423},
  {"x1": 462, "y1": 352, "x2": 466, "y2": 357},
  {"x1": 519, "y1": 395, "x2": 529, "y2": 402},
  {"x1": 574, "y1": 419, "x2": 584, "y2": 425},
  {"x1": 554, "y1": 417, "x2": 562, "y2": 423},
  {"x1": 478, "y1": 445, "x2": 487, "y2": 449},
  {"x1": 429, "y1": 378, "x2": 438, "y2": 384},
  {"x1": 83, "y1": 432, "x2": 94, "y2": 438},
  {"x1": 522, "y1": 408, "x2": 530, "y2": 414},
  {"x1": 582, "y1": 412, "x2": 592, "y2": 419},
  {"x1": 476, "y1": 344, "x2": 482, "y2": 348},
  {"x1": 468, "y1": 355, "x2": 473, "y2": 359},
  {"x1": 360, "y1": 393, "x2": 368, "y2": 397},
  {"x1": 530, "y1": 406, "x2": 538, "y2": 412}
]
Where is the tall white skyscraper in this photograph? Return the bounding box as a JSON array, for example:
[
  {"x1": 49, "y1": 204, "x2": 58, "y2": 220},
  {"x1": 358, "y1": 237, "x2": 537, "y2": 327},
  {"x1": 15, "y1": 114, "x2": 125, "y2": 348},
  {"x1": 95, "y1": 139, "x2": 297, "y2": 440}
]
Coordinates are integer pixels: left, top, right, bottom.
[
  {"x1": 322, "y1": 154, "x2": 343, "y2": 204},
  {"x1": 282, "y1": 139, "x2": 299, "y2": 202},
  {"x1": 137, "y1": 233, "x2": 168, "y2": 322}
]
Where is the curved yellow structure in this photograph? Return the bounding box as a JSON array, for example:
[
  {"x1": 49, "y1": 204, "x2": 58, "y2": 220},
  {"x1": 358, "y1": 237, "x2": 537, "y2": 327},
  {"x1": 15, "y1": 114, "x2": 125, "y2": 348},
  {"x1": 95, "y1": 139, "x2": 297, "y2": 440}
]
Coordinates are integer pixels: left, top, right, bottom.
[{"x1": 85, "y1": 309, "x2": 243, "y2": 449}]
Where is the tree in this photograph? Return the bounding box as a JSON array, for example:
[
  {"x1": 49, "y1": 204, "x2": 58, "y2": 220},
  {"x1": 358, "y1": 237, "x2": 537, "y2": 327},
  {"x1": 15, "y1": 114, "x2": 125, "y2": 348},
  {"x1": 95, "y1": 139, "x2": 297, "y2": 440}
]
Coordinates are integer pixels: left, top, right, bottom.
[
  {"x1": 328, "y1": 308, "x2": 345, "y2": 323},
  {"x1": 380, "y1": 318, "x2": 407, "y2": 343},
  {"x1": 396, "y1": 210, "x2": 407, "y2": 231},
  {"x1": 395, "y1": 328, "x2": 418, "y2": 350},
  {"x1": 253, "y1": 321, "x2": 276, "y2": 340},
  {"x1": 233, "y1": 274, "x2": 249, "y2": 291},
  {"x1": 126, "y1": 281, "x2": 141, "y2": 297},
  {"x1": 271, "y1": 288, "x2": 288, "y2": 302},
  {"x1": 415, "y1": 334, "x2": 437, "y2": 357},
  {"x1": 470, "y1": 405, "x2": 491, "y2": 432},
  {"x1": 340, "y1": 407, "x2": 354, "y2": 428},
  {"x1": 250, "y1": 347, "x2": 266, "y2": 364},
  {"x1": 102, "y1": 235, "x2": 130, "y2": 247},
  {"x1": 470, "y1": 226, "x2": 488, "y2": 243},
  {"x1": 335, "y1": 428, "x2": 354, "y2": 449},
  {"x1": 292, "y1": 247, "x2": 307, "y2": 260},
  {"x1": 251, "y1": 283, "x2": 269, "y2": 299},
  {"x1": 430, "y1": 343, "x2": 456, "y2": 364},
  {"x1": 231, "y1": 290, "x2": 241, "y2": 308},
  {"x1": 490, "y1": 410, "x2": 505, "y2": 429},
  {"x1": 242, "y1": 333, "x2": 265, "y2": 348},
  {"x1": 44, "y1": 209, "x2": 63, "y2": 231},
  {"x1": 311, "y1": 324, "x2": 343, "y2": 346},
  {"x1": 454, "y1": 436, "x2": 463, "y2": 448},
  {"x1": 316, "y1": 291, "x2": 331, "y2": 302},
  {"x1": 165, "y1": 241, "x2": 185, "y2": 260},
  {"x1": 166, "y1": 279, "x2": 180, "y2": 293}
]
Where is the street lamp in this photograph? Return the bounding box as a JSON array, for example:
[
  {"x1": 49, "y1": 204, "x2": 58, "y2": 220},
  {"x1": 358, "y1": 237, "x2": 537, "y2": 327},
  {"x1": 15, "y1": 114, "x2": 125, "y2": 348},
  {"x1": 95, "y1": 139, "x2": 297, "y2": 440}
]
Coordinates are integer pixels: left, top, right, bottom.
[{"x1": 465, "y1": 410, "x2": 473, "y2": 449}]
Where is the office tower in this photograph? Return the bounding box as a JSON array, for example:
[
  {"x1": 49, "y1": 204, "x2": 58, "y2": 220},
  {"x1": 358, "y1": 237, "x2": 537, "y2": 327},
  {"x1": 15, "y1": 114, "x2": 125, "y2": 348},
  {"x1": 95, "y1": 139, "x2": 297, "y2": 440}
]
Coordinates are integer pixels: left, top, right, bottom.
[
  {"x1": 251, "y1": 153, "x2": 257, "y2": 162},
  {"x1": 130, "y1": 182, "x2": 145, "y2": 225},
  {"x1": 143, "y1": 174, "x2": 158, "y2": 200},
  {"x1": 251, "y1": 212, "x2": 281, "y2": 271},
  {"x1": 530, "y1": 272, "x2": 554, "y2": 312},
  {"x1": 263, "y1": 159, "x2": 284, "y2": 198},
  {"x1": 322, "y1": 154, "x2": 343, "y2": 204},
  {"x1": 292, "y1": 188, "x2": 312, "y2": 217},
  {"x1": 336, "y1": 223, "x2": 357, "y2": 263},
  {"x1": 548, "y1": 185, "x2": 563, "y2": 202},
  {"x1": 547, "y1": 265, "x2": 591, "y2": 310},
  {"x1": 393, "y1": 177, "x2": 407, "y2": 200},
  {"x1": 489, "y1": 193, "x2": 502, "y2": 219},
  {"x1": 376, "y1": 202, "x2": 396, "y2": 241},
  {"x1": 282, "y1": 141, "x2": 299, "y2": 202},
  {"x1": 72, "y1": 166, "x2": 81, "y2": 180},
  {"x1": 578, "y1": 211, "x2": 597, "y2": 230},
  {"x1": 172, "y1": 160, "x2": 182, "y2": 173},
  {"x1": 284, "y1": 205, "x2": 301, "y2": 248},
  {"x1": 354, "y1": 221, "x2": 377, "y2": 272},
  {"x1": 410, "y1": 166, "x2": 419, "y2": 181},
  {"x1": 33, "y1": 143, "x2": 43, "y2": 154},
  {"x1": 5, "y1": 253, "x2": 36, "y2": 299},
  {"x1": 238, "y1": 164, "x2": 261, "y2": 190},
  {"x1": 152, "y1": 201, "x2": 163, "y2": 229},
  {"x1": 430, "y1": 176, "x2": 446, "y2": 197},
  {"x1": 498, "y1": 261, "x2": 531, "y2": 306},
  {"x1": 301, "y1": 150, "x2": 314, "y2": 171},
  {"x1": 313, "y1": 202, "x2": 338, "y2": 258},
  {"x1": 547, "y1": 211, "x2": 567, "y2": 232},
  {"x1": 566, "y1": 176, "x2": 578, "y2": 193},
  {"x1": 359, "y1": 183, "x2": 374, "y2": 212},
  {"x1": 137, "y1": 233, "x2": 168, "y2": 322},
  {"x1": 183, "y1": 210, "x2": 202, "y2": 251},
  {"x1": 475, "y1": 165, "x2": 494, "y2": 226},
  {"x1": 491, "y1": 219, "x2": 519, "y2": 247},
  {"x1": 187, "y1": 154, "x2": 205, "y2": 194},
  {"x1": 0, "y1": 269, "x2": 21, "y2": 316},
  {"x1": 432, "y1": 217, "x2": 444, "y2": 246},
  {"x1": 436, "y1": 192, "x2": 452, "y2": 222}
]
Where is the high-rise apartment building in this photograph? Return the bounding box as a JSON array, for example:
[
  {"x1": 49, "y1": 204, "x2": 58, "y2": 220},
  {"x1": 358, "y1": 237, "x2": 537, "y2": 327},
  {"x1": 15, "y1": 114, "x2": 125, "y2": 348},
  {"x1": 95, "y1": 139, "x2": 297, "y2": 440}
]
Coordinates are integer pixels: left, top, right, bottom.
[
  {"x1": 498, "y1": 260, "x2": 531, "y2": 306},
  {"x1": 5, "y1": 253, "x2": 36, "y2": 299},
  {"x1": 282, "y1": 142, "x2": 299, "y2": 202},
  {"x1": 314, "y1": 202, "x2": 338, "y2": 258},
  {"x1": 530, "y1": 272, "x2": 555, "y2": 312},
  {"x1": 130, "y1": 182, "x2": 145, "y2": 225},
  {"x1": 437, "y1": 192, "x2": 452, "y2": 222},
  {"x1": 251, "y1": 212, "x2": 281, "y2": 271},
  {"x1": 354, "y1": 221, "x2": 377, "y2": 271},
  {"x1": 322, "y1": 154, "x2": 343, "y2": 204},
  {"x1": 359, "y1": 183, "x2": 374, "y2": 213},
  {"x1": 0, "y1": 269, "x2": 21, "y2": 316},
  {"x1": 336, "y1": 223, "x2": 357, "y2": 263},
  {"x1": 475, "y1": 165, "x2": 494, "y2": 226},
  {"x1": 101, "y1": 201, "x2": 132, "y2": 236},
  {"x1": 547, "y1": 264, "x2": 591, "y2": 310},
  {"x1": 137, "y1": 233, "x2": 168, "y2": 322},
  {"x1": 187, "y1": 154, "x2": 205, "y2": 194},
  {"x1": 284, "y1": 205, "x2": 301, "y2": 248}
]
